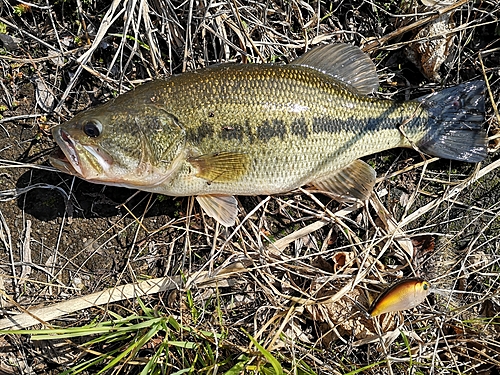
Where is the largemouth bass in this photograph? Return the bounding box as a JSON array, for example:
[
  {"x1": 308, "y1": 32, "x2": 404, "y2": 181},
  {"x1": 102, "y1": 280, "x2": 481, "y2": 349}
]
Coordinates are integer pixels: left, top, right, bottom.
[{"x1": 50, "y1": 44, "x2": 487, "y2": 226}]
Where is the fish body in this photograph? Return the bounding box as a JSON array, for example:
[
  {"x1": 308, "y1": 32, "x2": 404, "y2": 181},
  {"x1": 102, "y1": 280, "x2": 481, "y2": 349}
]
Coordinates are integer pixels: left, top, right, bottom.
[
  {"x1": 369, "y1": 278, "x2": 431, "y2": 317},
  {"x1": 50, "y1": 44, "x2": 487, "y2": 226}
]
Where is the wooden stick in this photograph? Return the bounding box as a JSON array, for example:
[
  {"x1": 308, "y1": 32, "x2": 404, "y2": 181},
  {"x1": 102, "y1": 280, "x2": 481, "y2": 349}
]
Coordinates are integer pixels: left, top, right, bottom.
[{"x1": 0, "y1": 272, "x2": 233, "y2": 330}]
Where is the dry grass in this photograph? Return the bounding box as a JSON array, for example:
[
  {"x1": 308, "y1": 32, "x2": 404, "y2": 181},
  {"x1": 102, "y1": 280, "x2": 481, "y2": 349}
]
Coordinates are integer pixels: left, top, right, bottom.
[{"x1": 0, "y1": 0, "x2": 499, "y2": 374}]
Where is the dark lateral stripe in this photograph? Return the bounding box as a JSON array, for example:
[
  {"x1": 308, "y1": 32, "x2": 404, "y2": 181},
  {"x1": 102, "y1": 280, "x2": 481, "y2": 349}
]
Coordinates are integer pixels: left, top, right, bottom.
[
  {"x1": 257, "y1": 119, "x2": 286, "y2": 141},
  {"x1": 186, "y1": 122, "x2": 214, "y2": 143},
  {"x1": 291, "y1": 117, "x2": 308, "y2": 138},
  {"x1": 188, "y1": 116, "x2": 355, "y2": 144},
  {"x1": 221, "y1": 124, "x2": 244, "y2": 141},
  {"x1": 312, "y1": 117, "x2": 337, "y2": 133}
]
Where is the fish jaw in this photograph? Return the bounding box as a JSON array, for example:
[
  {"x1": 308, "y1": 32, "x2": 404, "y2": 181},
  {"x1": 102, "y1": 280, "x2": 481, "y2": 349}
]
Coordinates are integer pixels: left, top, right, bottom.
[{"x1": 50, "y1": 127, "x2": 111, "y2": 180}]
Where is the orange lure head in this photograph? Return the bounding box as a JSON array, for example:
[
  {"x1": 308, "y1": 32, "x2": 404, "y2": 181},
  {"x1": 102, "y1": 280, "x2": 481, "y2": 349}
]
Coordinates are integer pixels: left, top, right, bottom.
[{"x1": 368, "y1": 278, "x2": 431, "y2": 317}]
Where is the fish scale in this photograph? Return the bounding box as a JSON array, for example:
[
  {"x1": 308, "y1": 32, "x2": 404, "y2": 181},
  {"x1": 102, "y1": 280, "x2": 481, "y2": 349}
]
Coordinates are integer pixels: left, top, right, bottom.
[
  {"x1": 156, "y1": 64, "x2": 423, "y2": 196},
  {"x1": 50, "y1": 43, "x2": 487, "y2": 226}
]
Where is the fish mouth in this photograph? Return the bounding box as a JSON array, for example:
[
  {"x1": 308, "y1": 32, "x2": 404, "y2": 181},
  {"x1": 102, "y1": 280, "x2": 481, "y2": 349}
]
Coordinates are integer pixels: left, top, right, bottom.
[{"x1": 50, "y1": 128, "x2": 85, "y2": 176}]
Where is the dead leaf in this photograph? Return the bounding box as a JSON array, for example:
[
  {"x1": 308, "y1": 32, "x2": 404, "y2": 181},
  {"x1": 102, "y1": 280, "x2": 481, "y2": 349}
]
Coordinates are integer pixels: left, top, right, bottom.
[
  {"x1": 306, "y1": 283, "x2": 395, "y2": 341},
  {"x1": 405, "y1": 13, "x2": 455, "y2": 81},
  {"x1": 411, "y1": 235, "x2": 435, "y2": 257}
]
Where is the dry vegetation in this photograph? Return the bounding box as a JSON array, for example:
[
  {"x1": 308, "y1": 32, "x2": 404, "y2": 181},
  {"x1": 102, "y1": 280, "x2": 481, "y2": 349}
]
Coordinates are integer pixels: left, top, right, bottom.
[{"x1": 0, "y1": 0, "x2": 499, "y2": 374}]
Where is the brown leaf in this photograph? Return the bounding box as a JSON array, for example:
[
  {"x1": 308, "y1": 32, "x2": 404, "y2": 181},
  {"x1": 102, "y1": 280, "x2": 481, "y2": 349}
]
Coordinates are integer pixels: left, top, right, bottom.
[{"x1": 411, "y1": 235, "x2": 435, "y2": 257}]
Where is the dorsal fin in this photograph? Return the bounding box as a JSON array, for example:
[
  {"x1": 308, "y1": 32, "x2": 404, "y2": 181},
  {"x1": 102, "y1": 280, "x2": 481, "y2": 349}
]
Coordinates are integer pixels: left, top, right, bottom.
[{"x1": 291, "y1": 43, "x2": 379, "y2": 95}]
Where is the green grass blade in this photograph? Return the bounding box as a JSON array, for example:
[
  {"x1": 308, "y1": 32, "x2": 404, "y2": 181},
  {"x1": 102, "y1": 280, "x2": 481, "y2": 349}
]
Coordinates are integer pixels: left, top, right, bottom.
[
  {"x1": 224, "y1": 354, "x2": 249, "y2": 375},
  {"x1": 243, "y1": 329, "x2": 283, "y2": 375}
]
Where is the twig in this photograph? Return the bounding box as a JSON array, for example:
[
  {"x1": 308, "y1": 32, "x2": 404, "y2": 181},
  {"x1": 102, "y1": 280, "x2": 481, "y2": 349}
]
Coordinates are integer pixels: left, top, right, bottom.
[
  {"x1": 19, "y1": 220, "x2": 32, "y2": 284},
  {"x1": 479, "y1": 52, "x2": 500, "y2": 132},
  {"x1": 0, "y1": 16, "x2": 60, "y2": 53},
  {"x1": 0, "y1": 210, "x2": 16, "y2": 294},
  {"x1": 0, "y1": 271, "x2": 234, "y2": 330},
  {"x1": 54, "y1": 0, "x2": 124, "y2": 112},
  {"x1": 0, "y1": 114, "x2": 45, "y2": 125},
  {"x1": 401, "y1": 158, "x2": 500, "y2": 227},
  {"x1": 0, "y1": 47, "x2": 86, "y2": 63}
]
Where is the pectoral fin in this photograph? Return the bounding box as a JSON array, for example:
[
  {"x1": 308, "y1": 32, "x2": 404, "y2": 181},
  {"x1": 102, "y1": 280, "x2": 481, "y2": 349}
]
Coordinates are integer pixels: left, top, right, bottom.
[
  {"x1": 313, "y1": 159, "x2": 376, "y2": 201},
  {"x1": 189, "y1": 152, "x2": 249, "y2": 183},
  {"x1": 196, "y1": 195, "x2": 238, "y2": 227}
]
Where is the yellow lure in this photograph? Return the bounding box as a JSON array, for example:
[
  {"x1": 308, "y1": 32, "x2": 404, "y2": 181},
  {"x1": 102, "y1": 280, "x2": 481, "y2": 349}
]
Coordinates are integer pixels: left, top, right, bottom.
[{"x1": 368, "y1": 278, "x2": 431, "y2": 317}]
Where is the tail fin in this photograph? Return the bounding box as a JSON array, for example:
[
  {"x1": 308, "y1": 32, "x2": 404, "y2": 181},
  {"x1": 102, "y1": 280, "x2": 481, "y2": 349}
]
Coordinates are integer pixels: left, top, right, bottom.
[{"x1": 416, "y1": 80, "x2": 487, "y2": 163}]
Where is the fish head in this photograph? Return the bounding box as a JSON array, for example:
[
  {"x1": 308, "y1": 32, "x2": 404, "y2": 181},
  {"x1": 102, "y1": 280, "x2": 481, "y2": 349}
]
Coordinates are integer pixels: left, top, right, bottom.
[{"x1": 50, "y1": 102, "x2": 186, "y2": 188}]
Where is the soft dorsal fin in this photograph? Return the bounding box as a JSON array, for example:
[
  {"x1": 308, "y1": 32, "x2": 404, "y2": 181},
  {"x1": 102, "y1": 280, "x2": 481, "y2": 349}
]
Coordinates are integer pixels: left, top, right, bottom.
[{"x1": 291, "y1": 43, "x2": 379, "y2": 95}]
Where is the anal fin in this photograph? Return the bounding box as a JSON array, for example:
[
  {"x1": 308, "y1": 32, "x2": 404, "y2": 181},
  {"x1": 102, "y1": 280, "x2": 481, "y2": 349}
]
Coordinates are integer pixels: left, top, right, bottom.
[
  {"x1": 313, "y1": 159, "x2": 376, "y2": 201},
  {"x1": 196, "y1": 195, "x2": 238, "y2": 227}
]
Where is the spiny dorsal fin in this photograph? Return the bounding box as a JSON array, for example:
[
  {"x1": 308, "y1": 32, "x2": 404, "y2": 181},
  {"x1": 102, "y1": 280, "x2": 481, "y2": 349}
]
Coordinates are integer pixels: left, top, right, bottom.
[
  {"x1": 188, "y1": 151, "x2": 250, "y2": 183},
  {"x1": 291, "y1": 43, "x2": 379, "y2": 95},
  {"x1": 196, "y1": 195, "x2": 238, "y2": 227},
  {"x1": 313, "y1": 159, "x2": 376, "y2": 201}
]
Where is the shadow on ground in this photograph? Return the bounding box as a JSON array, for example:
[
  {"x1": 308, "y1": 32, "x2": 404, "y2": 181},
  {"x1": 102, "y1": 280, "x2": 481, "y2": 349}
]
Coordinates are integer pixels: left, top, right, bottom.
[{"x1": 15, "y1": 167, "x2": 179, "y2": 222}]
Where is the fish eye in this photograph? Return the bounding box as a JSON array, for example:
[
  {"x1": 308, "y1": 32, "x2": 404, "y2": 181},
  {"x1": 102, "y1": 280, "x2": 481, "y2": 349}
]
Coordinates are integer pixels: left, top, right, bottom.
[{"x1": 83, "y1": 120, "x2": 103, "y2": 138}]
